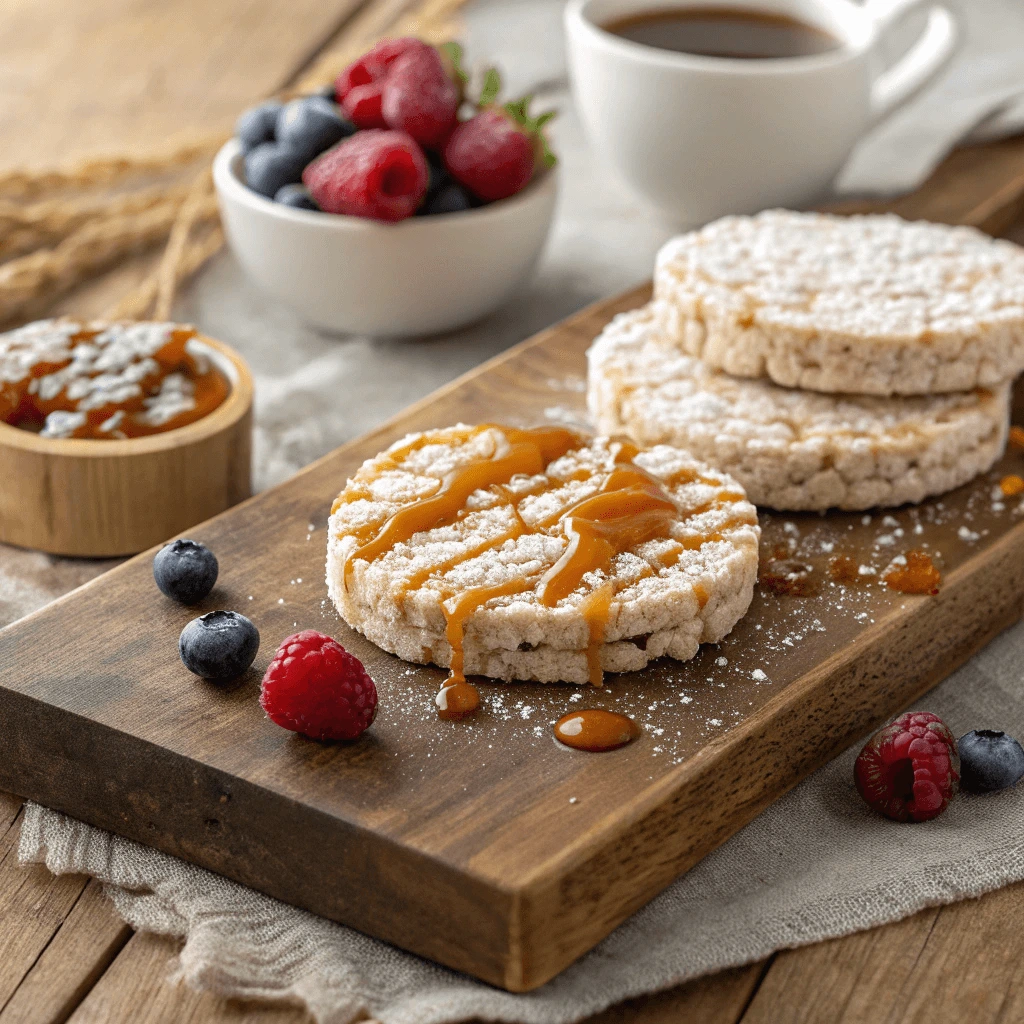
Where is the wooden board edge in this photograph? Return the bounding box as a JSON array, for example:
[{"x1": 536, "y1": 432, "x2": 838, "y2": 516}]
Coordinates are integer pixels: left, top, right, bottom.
[
  {"x1": 0, "y1": 688, "x2": 522, "y2": 989},
  {"x1": 505, "y1": 520, "x2": 1024, "y2": 989}
]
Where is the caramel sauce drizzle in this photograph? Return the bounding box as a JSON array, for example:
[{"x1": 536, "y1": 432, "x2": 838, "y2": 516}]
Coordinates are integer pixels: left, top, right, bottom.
[{"x1": 338, "y1": 425, "x2": 747, "y2": 715}]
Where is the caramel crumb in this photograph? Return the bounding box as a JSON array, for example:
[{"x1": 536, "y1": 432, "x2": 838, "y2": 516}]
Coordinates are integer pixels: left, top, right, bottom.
[
  {"x1": 1009, "y1": 425, "x2": 1024, "y2": 449},
  {"x1": 827, "y1": 555, "x2": 861, "y2": 584},
  {"x1": 1000, "y1": 474, "x2": 1024, "y2": 496},
  {"x1": 759, "y1": 558, "x2": 816, "y2": 596},
  {"x1": 883, "y1": 550, "x2": 941, "y2": 595}
]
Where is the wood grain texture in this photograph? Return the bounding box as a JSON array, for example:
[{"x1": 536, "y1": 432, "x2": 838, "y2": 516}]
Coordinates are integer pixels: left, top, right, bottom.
[
  {"x1": 0, "y1": 878, "x2": 132, "y2": 1024},
  {"x1": 0, "y1": 0, "x2": 366, "y2": 173},
  {"x1": 3, "y1": 285, "x2": 1024, "y2": 991},
  {"x1": 0, "y1": 807, "x2": 95, "y2": 1012},
  {"x1": 739, "y1": 881, "x2": 1024, "y2": 1024},
  {"x1": 65, "y1": 932, "x2": 312, "y2": 1024},
  {"x1": 0, "y1": 336, "x2": 253, "y2": 557},
  {"x1": 739, "y1": 908, "x2": 942, "y2": 1023}
]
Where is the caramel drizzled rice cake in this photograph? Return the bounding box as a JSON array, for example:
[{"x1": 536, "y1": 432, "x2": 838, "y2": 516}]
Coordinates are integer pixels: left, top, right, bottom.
[
  {"x1": 654, "y1": 210, "x2": 1024, "y2": 396},
  {"x1": 326, "y1": 425, "x2": 760, "y2": 686},
  {"x1": 588, "y1": 304, "x2": 1010, "y2": 512}
]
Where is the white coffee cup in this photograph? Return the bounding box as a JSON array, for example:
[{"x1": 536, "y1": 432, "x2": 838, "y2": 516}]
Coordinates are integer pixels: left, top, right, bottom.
[{"x1": 565, "y1": 0, "x2": 957, "y2": 224}]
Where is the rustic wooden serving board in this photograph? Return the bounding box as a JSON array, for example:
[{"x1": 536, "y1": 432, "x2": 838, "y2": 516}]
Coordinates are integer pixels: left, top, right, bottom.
[{"x1": 3, "y1": 284, "x2": 1024, "y2": 994}]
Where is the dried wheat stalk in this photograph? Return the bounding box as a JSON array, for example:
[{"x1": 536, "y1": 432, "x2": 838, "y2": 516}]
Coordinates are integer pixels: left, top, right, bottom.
[
  {"x1": 0, "y1": 132, "x2": 228, "y2": 203},
  {"x1": 0, "y1": 193, "x2": 217, "y2": 325},
  {"x1": 0, "y1": 182, "x2": 193, "y2": 262}
]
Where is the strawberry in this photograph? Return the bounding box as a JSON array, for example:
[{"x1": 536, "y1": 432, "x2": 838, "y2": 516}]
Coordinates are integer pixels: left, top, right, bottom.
[
  {"x1": 381, "y1": 43, "x2": 462, "y2": 149},
  {"x1": 444, "y1": 75, "x2": 555, "y2": 202},
  {"x1": 302, "y1": 129, "x2": 428, "y2": 222}
]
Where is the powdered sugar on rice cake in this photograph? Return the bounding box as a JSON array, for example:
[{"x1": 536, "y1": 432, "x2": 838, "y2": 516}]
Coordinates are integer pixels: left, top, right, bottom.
[{"x1": 326, "y1": 424, "x2": 760, "y2": 686}]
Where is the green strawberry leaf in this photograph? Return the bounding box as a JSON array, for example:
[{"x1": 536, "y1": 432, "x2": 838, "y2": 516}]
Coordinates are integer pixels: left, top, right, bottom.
[
  {"x1": 479, "y1": 67, "x2": 502, "y2": 108},
  {"x1": 439, "y1": 41, "x2": 469, "y2": 85},
  {"x1": 502, "y1": 94, "x2": 559, "y2": 169}
]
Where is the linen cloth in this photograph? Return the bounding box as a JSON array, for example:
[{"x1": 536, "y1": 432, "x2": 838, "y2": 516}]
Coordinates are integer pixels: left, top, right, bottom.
[
  {"x1": 9, "y1": 0, "x2": 1024, "y2": 1020},
  {"x1": 837, "y1": 0, "x2": 1024, "y2": 194}
]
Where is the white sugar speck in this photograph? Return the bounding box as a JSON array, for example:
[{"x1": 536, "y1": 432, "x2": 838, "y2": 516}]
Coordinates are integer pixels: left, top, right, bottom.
[
  {"x1": 751, "y1": 669, "x2": 768, "y2": 682},
  {"x1": 716, "y1": 656, "x2": 728, "y2": 667}
]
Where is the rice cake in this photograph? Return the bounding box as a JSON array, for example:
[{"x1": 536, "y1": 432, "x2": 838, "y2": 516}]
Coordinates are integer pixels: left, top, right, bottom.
[
  {"x1": 588, "y1": 303, "x2": 1010, "y2": 511},
  {"x1": 654, "y1": 210, "x2": 1024, "y2": 396}
]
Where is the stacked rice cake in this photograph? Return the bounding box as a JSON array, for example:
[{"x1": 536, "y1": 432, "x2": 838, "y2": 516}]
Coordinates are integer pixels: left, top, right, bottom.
[{"x1": 588, "y1": 211, "x2": 1024, "y2": 511}]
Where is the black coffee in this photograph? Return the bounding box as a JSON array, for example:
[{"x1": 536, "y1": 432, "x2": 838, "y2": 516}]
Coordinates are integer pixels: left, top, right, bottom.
[{"x1": 603, "y1": 6, "x2": 840, "y2": 59}]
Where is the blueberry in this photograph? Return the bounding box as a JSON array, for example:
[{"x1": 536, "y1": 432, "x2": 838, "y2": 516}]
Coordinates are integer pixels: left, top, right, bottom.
[
  {"x1": 179, "y1": 610, "x2": 260, "y2": 681},
  {"x1": 235, "y1": 100, "x2": 284, "y2": 153},
  {"x1": 153, "y1": 539, "x2": 218, "y2": 604},
  {"x1": 244, "y1": 142, "x2": 308, "y2": 198},
  {"x1": 425, "y1": 152, "x2": 450, "y2": 195},
  {"x1": 958, "y1": 730, "x2": 1024, "y2": 793},
  {"x1": 422, "y1": 182, "x2": 472, "y2": 216},
  {"x1": 274, "y1": 183, "x2": 319, "y2": 210},
  {"x1": 276, "y1": 96, "x2": 354, "y2": 163}
]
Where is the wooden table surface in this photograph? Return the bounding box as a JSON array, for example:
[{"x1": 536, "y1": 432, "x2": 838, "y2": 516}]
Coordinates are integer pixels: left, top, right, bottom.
[{"x1": 5, "y1": 1, "x2": 1024, "y2": 1021}]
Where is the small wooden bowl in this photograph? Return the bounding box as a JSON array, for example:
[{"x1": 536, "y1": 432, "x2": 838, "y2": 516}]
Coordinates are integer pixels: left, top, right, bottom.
[{"x1": 0, "y1": 335, "x2": 253, "y2": 557}]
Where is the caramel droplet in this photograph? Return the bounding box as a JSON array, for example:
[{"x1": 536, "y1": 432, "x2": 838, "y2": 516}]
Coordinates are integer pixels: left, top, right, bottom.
[
  {"x1": 827, "y1": 554, "x2": 861, "y2": 584},
  {"x1": 1000, "y1": 474, "x2": 1024, "y2": 497},
  {"x1": 553, "y1": 709, "x2": 641, "y2": 752},
  {"x1": 436, "y1": 680, "x2": 481, "y2": 720},
  {"x1": 759, "y1": 558, "x2": 816, "y2": 596},
  {"x1": 883, "y1": 550, "x2": 941, "y2": 595}
]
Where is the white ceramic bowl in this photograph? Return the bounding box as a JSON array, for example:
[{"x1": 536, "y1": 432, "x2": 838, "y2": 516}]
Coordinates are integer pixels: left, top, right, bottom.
[{"x1": 213, "y1": 140, "x2": 558, "y2": 337}]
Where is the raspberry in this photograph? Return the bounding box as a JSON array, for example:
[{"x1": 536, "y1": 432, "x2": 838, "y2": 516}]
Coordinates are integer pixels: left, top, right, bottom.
[
  {"x1": 260, "y1": 630, "x2": 377, "y2": 742},
  {"x1": 342, "y1": 83, "x2": 387, "y2": 130},
  {"x1": 335, "y1": 37, "x2": 425, "y2": 104},
  {"x1": 854, "y1": 711, "x2": 960, "y2": 822},
  {"x1": 381, "y1": 44, "x2": 460, "y2": 148},
  {"x1": 303, "y1": 130, "x2": 428, "y2": 221}
]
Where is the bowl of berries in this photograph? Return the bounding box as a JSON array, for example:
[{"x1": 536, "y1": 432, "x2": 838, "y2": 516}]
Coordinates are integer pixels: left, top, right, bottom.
[{"x1": 213, "y1": 38, "x2": 558, "y2": 337}]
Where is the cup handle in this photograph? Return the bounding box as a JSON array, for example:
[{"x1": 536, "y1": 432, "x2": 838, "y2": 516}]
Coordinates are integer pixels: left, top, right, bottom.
[{"x1": 865, "y1": 0, "x2": 958, "y2": 124}]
